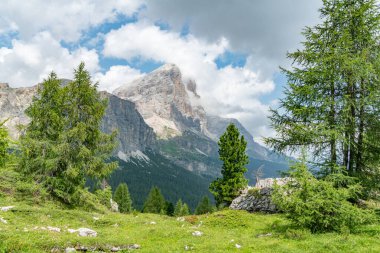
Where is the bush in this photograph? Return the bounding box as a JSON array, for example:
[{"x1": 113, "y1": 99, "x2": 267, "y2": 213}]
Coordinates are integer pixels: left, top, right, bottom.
[
  {"x1": 272, "y1": 157, "x2": 375, "y2": 233},
  {"x1": 95, "y1": 186, "x2": 112, "y2": 208}
]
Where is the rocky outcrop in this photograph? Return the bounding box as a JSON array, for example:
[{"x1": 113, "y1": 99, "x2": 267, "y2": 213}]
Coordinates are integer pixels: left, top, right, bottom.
[
  {"x1": 101, "y1": 92, "x2": 156, "y2": 153},
  {"x1": 230, "y1": 178, "x2": 289, "y2": 213},
  {"x1": 114, "y1": 63, "x2": 207, "y2": 139},
  {"x1": 0, "y1": 84, "x2": 36, "y2": 139}
]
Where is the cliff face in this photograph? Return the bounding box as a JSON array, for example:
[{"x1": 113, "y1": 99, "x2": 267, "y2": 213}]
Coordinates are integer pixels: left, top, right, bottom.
[
  {"x1": 0, "y1": 84, "x2": 155, "y2": 156},
  {"x1": 101, "y1": 93, "x2": 156, "y2": 154},
  {"x1": 0, "y1": 83, "x2": 36, "y2": 139},
  {"x1": 114, "y1": 64, "x2": 207, "y2": 139}
]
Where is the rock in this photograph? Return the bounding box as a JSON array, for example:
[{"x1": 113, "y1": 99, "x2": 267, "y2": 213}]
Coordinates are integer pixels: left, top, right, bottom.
[
  {"x1": 150, "y1": 221, "x2": 156, "y2": 225},
  {"x1": 176, "y1": 217, "x2": 185, "y2": 222},
  {"x1": 65, "y1": 247, "x2": 76, "y2": 253},
  {"x1": 235, "y1": 244, "x2": 242, "y2": 249},
  {"x1": 77, "y1": 228, "x2": 97, "y2": 237},
  {"x1": 110, "y1": 199, "x2": 119, "y2": 212},
  {"x1": 127, "y1": 244, "x2": 141, "y2": 250},
  {"x1": 256, "y1": 233, "x2": 272, "y2": 238},
  {"x1": 0, "y1": 206, "x2": 14, "y2": 212},
  {"x1": 184, "y1": 245, "x2": 194, "y2": 251},
  {"x1": 111, "y1": 246, "x2": 121, "y2": 252},
  {"x1": 0, "y1": 217, "x2": 7, "y2": 224},
  {"x1": 93, "y1": 216, "x2": 100, "y2": 221},
  {"x1": 47, "y1": 226, "x2": 61, "y2": 233},
  {"x1": 230, "y1": 178, "x2": 290, "y2": 213},
  {"x1": 192, "y1": 231, "x2": 203, "y2": 236},
  {"x1": 68, "y1": 228, "x2": 97, "y2": 237},
  {"x1": 67, "y1": 229, "x2": 77, "y2": 233}
]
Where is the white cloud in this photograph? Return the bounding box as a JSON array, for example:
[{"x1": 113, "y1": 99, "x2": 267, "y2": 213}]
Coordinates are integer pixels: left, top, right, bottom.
[
  {"x1": 0, "y1": 32, "x2": 99, "y2": 87},
  {"x1": 94, "y1": 65, "x2": 143, "y2": 92},
  {"x1": 0, "y1": 0, "x2": 142, "y2": 42},
  {"x1": 103, "y1": 21, "x2": 275, "y2": 140}
]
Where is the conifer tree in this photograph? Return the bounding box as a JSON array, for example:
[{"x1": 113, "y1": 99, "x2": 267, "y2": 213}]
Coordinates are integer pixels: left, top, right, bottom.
[
  {"x1": 173, "y1": 199, "x2": 190, "y2": 216},
  {"x1": 265, "y1": 0, "x2": 380, "y2": 192},
  {"x1": 181, "y1": 203, "x2": 190, "y2": 216},
  {"x1": 210, "y1": 123, "x2": 249, "y2": 206},
  {"x1": 20, "y1": 63, "x2": 117, "y2": 204},
  {"x1": 114, "y1": 183, "x2": 132, "y2": 213},
  {"x1": 195, "y1": 196, "x2": 213, "y2": 215},
  {"x1": 143, "y1": 186, "x2": 166, "y2": 214},
  {"x1": 173, "y1": 199, "x2": 183, "y2": 217}
]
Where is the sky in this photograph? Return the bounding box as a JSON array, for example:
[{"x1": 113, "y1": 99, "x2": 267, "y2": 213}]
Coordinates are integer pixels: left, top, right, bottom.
[{"x1": 0, "y1": 0, "x2": 322, "y2": 143}]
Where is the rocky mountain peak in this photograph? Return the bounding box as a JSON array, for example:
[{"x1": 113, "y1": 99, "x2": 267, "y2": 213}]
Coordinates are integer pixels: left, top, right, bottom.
[{"x1": 113, "y1": 63, "x2": 206, "y2": 139}]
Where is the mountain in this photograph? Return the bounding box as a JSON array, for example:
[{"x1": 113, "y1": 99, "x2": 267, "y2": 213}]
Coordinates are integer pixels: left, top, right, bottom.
[
  {"x1": 113, "y1": 64, "x2": 289, "y2": 180},
  {"x1": 0, "y1": 64, "x2": 289, "y2": 210}
]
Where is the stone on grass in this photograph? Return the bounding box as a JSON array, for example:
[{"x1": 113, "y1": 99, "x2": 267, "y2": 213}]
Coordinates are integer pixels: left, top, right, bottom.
[
  {"x1": 110, "y1": 198, "x2": 119, "y2": 212},
  {"x1": 67, "y1": 228, "x2": 97, "y2": 237},
  {"x1": 192, "y1": 231, "x2": 203, "y2": 236},
  {"x1": 65, "y1": 247, "x2": 76, "y2": 253},
  {"x1": 1, "y1": 206, "x2": 14, "y2": 212},
  {"x1": 127, "y1": 244, "x2": 141, "y2": 249},
  {"x1": 47, "y1": 226, "x2": 61, "y2": 233},
  {"x1": 176, "y1": 217, "x2": 185, "y2": 222},
  {"x1": 150, "y1": 221, "x2": 156, "y2": 225},
  {"x1": 0, "y1": 217, "x2": 7, "y2": 224},
  {"x1": 235, "y1": 244, "x2": 242, "y2": 249}
]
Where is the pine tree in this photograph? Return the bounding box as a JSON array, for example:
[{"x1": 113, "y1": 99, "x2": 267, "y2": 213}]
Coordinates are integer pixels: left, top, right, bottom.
[
  {"x1": 20, "y1": 63, "x2": 117, "y2": 204},
  {"x1": 265, "y1": 0, "x2": 380, "y2": 192},
  {"x1": 0, "y1": 120, "x2": 9, "y2": 168},
  {"x1": 173, "y1": 199, "x2": 183, "y2": 217},
  {"x1": 113, "y1": 183, "x2": 132, "y2": 213},
  {"x1": 181, "y1": 203, "x2": 190, "y2": 216},
  {"x1": 195, "y1": 196, "x2": 213, "y2": 215},
  {"x1": 143, "y1": 186, "x2": 166, "y2": 214},
  {"x1": 210, "y1": 123, "x2": 249, "y2": 206}
]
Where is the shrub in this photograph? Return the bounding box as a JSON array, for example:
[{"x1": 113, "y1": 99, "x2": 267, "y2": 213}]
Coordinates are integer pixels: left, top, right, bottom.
[
  {"x1": 272, "y1": 156, "x2": 375, "y2": 233},
  {"x1": 195, "y1": 196, "x2": 214, "y2": 215},
  {"x1": 95, "y1": 186, "x2": 112, "y2": 208}
]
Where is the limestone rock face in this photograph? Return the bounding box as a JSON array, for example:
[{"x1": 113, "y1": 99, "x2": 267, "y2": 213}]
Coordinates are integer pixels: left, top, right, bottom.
[
  {"x1": 113, "y1": 64, "x2": 206, "y2": 139},
  {"x1": 0, "y1": 85, "x2": 155, "y2": 157},
  {"x1": 0, "y1": 84, "x2": 36, "y2": 139}
]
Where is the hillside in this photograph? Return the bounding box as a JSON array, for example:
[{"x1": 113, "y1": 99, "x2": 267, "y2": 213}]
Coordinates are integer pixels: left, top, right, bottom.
[{"x1": 0, "y1": 199, "x2": 379, "y2": 253}]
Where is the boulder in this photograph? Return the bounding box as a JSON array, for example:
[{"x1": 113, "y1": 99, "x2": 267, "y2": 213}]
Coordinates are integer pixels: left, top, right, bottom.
[
  {"x1": 110, "y1": 199, "x2": 119, "y2": 212},
  {"x1": 230, "y1": 178, "x2": 290, "y2": 213}
]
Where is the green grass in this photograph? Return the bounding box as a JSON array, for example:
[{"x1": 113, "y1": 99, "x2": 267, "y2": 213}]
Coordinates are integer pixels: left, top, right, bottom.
[{"x1": 0, "y1": 199, "x2": 380, "y2": 253}]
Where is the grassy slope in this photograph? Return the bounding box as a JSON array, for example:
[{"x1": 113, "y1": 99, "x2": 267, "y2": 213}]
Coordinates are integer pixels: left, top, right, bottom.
[{"x1": 1, "y1": 200, "x2": 380, "y2": 253}]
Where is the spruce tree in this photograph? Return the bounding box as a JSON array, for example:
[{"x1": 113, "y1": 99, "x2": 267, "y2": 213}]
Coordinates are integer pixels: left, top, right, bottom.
[
  {"x1": 210, "y1": 123, "x2": 249, "y2": 206},
  {"x1": 143, "y1": 186, "x2": 166, "y2": 214},
  {"x1": 20, "y1": 63, "x2": 117, "y2": 204},
  {"x1": 181, "y1": 203, "x2": 190, "y2": 216},
  {"x1": 113, "y1": 183, "x2": 132, "y2": 213},
  {"x1": 265, "y1": 0, "x2": 380, "y2": 192},
  {"x1": 195, "y1": 196, "x2": 213, "y2": 215},
  {"x1": 173, "y1": 199, "x2": 183, "y2": 217}
]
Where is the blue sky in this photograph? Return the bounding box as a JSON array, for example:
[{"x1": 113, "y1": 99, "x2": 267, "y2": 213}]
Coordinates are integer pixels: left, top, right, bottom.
[{"x1": 0, "y1": 0, "x2": 321, "y2": 141}]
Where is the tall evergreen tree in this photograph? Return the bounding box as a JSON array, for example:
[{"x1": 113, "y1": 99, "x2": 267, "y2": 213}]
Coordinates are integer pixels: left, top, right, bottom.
[
  {"x1": 195, "y1": 196, "x2": 213, "y2": 215},
  {"x1": 210, "y1": 123, "x2": 249, "y2": 206},
  {"x1": 143, "y1": 186, "x2": 166, "y2": 214},
  {"x1": 114, "y1": 183, "x2": 132, "y2": 213},
  {"x1": 265, "y1": 0, "x2": 380, "y2": 190},
  {"x1": 20, "y1": 63, "x2": 117, "y2": 204}
]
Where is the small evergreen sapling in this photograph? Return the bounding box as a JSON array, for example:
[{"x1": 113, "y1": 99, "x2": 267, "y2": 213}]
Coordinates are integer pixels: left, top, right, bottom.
[
  {"x1": 195, "y1": 196, "x2": 214, "y2": 215},
  {"x1": 113, "y1": 183, "x2": 132, "y2": 213},
  {"x1": 143, "y1": 186, "x2": 166, "y2": 214}
]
